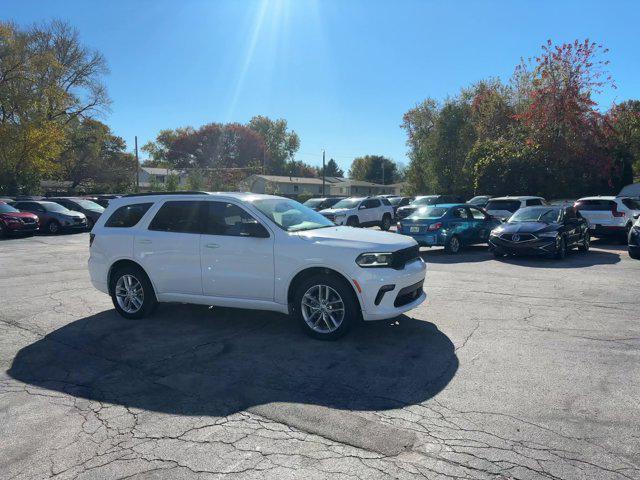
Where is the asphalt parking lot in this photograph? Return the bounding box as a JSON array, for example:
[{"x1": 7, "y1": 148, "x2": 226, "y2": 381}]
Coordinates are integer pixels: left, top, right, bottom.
[{"x1": 1, "y1": 232, "x2": 639, "y2": 480}]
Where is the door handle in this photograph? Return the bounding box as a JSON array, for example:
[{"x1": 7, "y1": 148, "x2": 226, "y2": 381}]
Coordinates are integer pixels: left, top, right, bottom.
[
  {"x1": 205, "y1": 243, "x2": 220, "y2": 249},
  {"x1": 137, "y1": 239, "x2": 152, "y2": 244}
]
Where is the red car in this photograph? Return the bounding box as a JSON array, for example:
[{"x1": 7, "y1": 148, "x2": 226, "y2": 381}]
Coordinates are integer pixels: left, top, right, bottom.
[{"x1": 0, "y1": 201, "x2": 39, "y2": 237}]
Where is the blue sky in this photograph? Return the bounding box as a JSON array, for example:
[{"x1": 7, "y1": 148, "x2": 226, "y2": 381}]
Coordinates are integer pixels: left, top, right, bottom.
[{"x1": 3, "y1": 0, "x2": 639, "y2": 172}]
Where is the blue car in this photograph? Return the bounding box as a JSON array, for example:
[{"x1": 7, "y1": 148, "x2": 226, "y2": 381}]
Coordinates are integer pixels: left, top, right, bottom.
[{"x1": 397, "y1": 203, "x2": 502, "y2": 254}]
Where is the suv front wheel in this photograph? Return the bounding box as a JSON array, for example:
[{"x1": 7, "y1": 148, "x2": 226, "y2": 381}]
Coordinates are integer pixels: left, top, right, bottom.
[
  {"x1": 293, "y1": 274, "x2": 359, "y2": 340},
  {"x1": 110, "y1": 265, "x2": 157, "y2": 319}
]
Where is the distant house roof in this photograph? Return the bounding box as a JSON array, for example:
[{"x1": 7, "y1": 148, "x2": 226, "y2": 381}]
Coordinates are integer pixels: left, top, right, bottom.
[
  {"x1": 334, "y1": 179, "x2": 385, "y2": 187},
  {"x1": 249, "y1": 175, "x2": 324, "y2": 185},
  {"x1": 140, "y1": 166, "x2": 184, "y2": 176}
]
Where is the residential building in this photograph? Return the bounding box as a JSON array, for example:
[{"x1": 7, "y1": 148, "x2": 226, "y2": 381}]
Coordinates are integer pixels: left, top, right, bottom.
[
  {"x1": 239, "y1": 174, "x2": 403, "y2": 197},
  {"x1": 138, "y1": 166, "x2": 188, "y2": 190}
]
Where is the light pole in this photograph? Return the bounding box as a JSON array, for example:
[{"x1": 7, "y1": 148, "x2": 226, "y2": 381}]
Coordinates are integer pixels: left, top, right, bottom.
[{"x1": 322, "y1": 149, "x2": 326, "y2": 196}]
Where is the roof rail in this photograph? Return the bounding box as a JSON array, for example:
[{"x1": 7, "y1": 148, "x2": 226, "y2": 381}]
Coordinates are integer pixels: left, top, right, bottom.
[{"x1": 123, "y1": 191, "x2": 209, "y2": 198}]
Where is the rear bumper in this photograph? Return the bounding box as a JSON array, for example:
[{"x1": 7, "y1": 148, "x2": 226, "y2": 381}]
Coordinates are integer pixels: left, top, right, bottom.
[
  {"x1": 589, "y1": 224, "x2": 626, "y2": 236},
  {"x1": 489, "y1": 235, "x2": 557, "y2": 256},
  {"x1": 400, "y1": 231, "x2": 446, "y2": 247}
]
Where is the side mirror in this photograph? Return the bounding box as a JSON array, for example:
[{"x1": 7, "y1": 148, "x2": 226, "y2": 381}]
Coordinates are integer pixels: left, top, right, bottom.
[{"x1": 239, "y1": 222, "x2": 269, "y2": 238}]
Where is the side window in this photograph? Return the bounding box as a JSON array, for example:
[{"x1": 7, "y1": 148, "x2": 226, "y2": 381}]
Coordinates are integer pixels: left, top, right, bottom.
[
  {"x1": 526, "y1": 198, "x2": 543, "y2": 206},
  {"x1": 364, "y1": 199, "x2": 381, "y2": 208},
  {"x1": 468, "y1": 207, "x2": 486, "y2": 220},
  {"x1": 148, "y1": 201, "x2": 203, "y2": 233},
  {"x1": 451, "y1": 207, "x2": 470, "y2": 219},
  {"x1": 622, "y1": 198, "x2": 640, "y2": 210},
  {"x1": 380, "y1": 198, "x2": 391, "y2": 206},
  {"x1": 204, "y1": 202, "x2": 262, "y2": 236},
  {"x1": 564, "y1": 207, "x2": 577, "y2": 220},
  {"x1": 105, "y1": 203, "x2": 153, "y2": 228}
]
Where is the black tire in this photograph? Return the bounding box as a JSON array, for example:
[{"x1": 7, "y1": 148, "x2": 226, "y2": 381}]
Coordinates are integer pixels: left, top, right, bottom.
[
  {"x1": 555, "y1": 236, "x2": 567, "y2": 260},
  {"x1": 346, "y1": 216, "x2": 359, "y2": 227},
  {"x1": 47, "y1": 220, "x2": 61, "y2": 234},
  {"x1": 292, "y1": 273, "x2": 360, "y2": 340},
  {"x1": 86, "y1": 217, "x2": 94, "y2": 230},
  {"x1": 622, "y1": 224, "x2": 632, "y2": 245},
  {"x1": 0, "y1": 223, "x2": 5, "y2": 238},
  {"x1": 380, "y1": 214, "x2": 392, "y2": 231},
  {"x1": 444, "y1": 235, "x2": 461, "y2": 254},
  {"x1": 578, "y1": 231, "x2": 590, "y2": 252},
  {"x1": 629, "y1": 249, "x2": 640, "y2": 260},
  {"x1": 109, "y1": 265, "x2": 157, "y2": 320}
]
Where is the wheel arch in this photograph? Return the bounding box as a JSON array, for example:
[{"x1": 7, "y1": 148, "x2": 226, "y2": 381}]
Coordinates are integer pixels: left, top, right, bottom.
[
  {"x1": 286, "y1": 266, "x2": 363, "y2": 314},
  {"x1": 107, "y1": 259, "x2": 156, "y2": 297}
]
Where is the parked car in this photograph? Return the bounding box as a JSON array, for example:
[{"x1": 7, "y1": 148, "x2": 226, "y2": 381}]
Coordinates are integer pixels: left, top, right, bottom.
[
  {"x1": 574, "y1": 196, "x2": 640, "y2": 240},
  {"x1": 628, "y1": 214, "x2": 640, "y2": 259},
  {"x1": 388, "y1": 196, "x2": 413, "y2": 217},
  {"x1": 396, "y1": 195, "x2": 466, "y2": 219},
  {"x1": 88, "y1": 192, "x2": 426, "y2": 340},
  {"x1": 484, "y1": 196, "x2": 546, "y2": 220},
  {"x1": 319, "y1": 196, "x2": 395, "y2": 230},
  {"x1": 302, "y1": 197, "x2": 346, "y2": 212},
  {"x1": 489, "y1": 205, "x2": 590, "y2": 259},
  {"x1": 0, "y1": 201, "x2": 39, "y2": 237},
  {"x1": 90, "y1": 195, "x2": 122, "y2": 208},
  {"x1": 13, "y1": 200, "x2": 87, "y2": 234},
  {"x1": 48, "y1": 197, "x2": 105, "y2": 229},
  {"x1": 467, "y1": 195, "x2": 492, "y2": 208},
  {"x1": 397, "y1": 203, "x2": 501, "y2": 254}
]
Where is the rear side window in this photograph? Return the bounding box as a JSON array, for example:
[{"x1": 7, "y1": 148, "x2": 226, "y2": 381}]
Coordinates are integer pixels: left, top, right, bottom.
[
  {"x1": 363, "y1": 199, "x2": 381, "y2": 208},
  {"x1": 148, "y1": 201, "x2": 203, "y2": 233},
  {"x1": 621, "y1": 198, "x2": 640, "y2": 209},
  {"x1": 204, "y1": 202, "x2": 261, "y2": 236},
  {"x1": 575, "y1": 200, "x2": 615, "y2": 211},
  {"x1": 105, "y1": 203, "x2": 153, "y2": 228},
  {"x1": 526, "y1": 198, "x2": 543, "y2": 206}
]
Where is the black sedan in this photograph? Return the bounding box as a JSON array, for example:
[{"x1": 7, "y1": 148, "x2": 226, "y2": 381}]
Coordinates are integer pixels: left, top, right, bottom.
[{"x1": 489, "y1": 206, "x2": 590, "y2": 259}]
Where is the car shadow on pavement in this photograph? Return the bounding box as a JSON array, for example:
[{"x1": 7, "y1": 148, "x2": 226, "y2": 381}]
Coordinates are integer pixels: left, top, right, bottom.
[
  {"x1": 420, "y1": 246, "x2": 494, "y2": 264},
  {"x1": 8, "y1": 305, "x2": 457, "y2": 416}
]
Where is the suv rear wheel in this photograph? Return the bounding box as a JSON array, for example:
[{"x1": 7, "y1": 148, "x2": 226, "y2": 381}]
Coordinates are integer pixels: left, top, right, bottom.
[
  {"x1": 293, "y1": 274, "x2": 359, "y2": 340},
  {"x1": 380, "y1": 214, "x2": 392, "y2": 231},
  {"x1": 110, "y1": 265, "x2": 157, "y2": 319}
]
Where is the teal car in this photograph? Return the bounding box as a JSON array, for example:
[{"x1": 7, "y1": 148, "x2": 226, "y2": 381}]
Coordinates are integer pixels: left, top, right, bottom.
[{"x1": 396, "y1": 203, "x2": 502, "y2": 254}]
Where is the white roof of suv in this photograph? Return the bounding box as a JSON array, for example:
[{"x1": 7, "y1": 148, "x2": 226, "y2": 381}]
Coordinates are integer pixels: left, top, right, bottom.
[{"x1": 490, "y1": 196, "x2": 545, "y2": 201}]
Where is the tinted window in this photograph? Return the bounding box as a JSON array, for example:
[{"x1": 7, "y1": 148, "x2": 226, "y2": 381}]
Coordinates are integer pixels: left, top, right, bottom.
[
  {"x1": 380, "y1": 198, "x2": 392, "y2": 206},
  {"x1": 105, "y1": 203, "x2": 153, "y2": 228},
  {"x1": 621, "y1": 198, "x2": 640, "y2": 209},
  {"x1": 363, "y1": 199, "x2": 381, "y2": 208},
  {"x1": 468, "y1": 207, "x2": 487, "y2": 220},
  {"x1": 205, "y1": 202, "x2": 266, "y2": 236},
  {"x1": 574, "y1": 200, "x2": 615, "y2": 211},
  {"x1": 485, "y1": 200, "x2": 521, "y2": 212},
  {"x1": 149, "y1": 201, "x2": 203, "y2": 233},
  {"x1": 451, "y1": 207, "x2": 470, "y2": 219},
  {"x1": 14, "y1": 202, "x2": 41, "y2": 212},
  {"x1": 564, "y1": 207, "x2": 577, "y2": 220},
  {"x1": 526, "y1": 198, "x2": 543, "y2": 206}
]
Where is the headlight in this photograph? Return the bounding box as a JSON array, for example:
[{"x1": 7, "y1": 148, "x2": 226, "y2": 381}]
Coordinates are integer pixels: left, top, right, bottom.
[
  {"x1": 538, "y1": 232, "x2": 558, "y2": 238},
  {"x1": 356, "y1": 252, "x2": 393, "y2": 267}
]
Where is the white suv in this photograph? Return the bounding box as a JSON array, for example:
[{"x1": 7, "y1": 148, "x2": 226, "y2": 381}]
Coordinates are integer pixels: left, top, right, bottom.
[
  {"x1": 318, "y1": 197, "x2": 395, "y2": 230},
  {"x1": 575, "y1": 196, "x2": 640, "y2": 239},
  {"x1": 485, "y1": 196, "x2": 546, "y2": 220},
  {"x1": 88, "y1": 192, "x2": 426, "y2": 339}
]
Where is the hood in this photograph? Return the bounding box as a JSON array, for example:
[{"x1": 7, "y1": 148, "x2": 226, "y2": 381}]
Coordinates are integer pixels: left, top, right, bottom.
[
  {"x1": 0, "y1": 211, "x2": 38, "y2": 220},
  {"x1": 319, "y1": 208, "x2": 353, "y2": 215},
  {"x1": 496, "y1": 222, "x2": 558, "y2": 234},
  {"x1": 295, "y1": 226, "x2": 416, "y2": 250}
]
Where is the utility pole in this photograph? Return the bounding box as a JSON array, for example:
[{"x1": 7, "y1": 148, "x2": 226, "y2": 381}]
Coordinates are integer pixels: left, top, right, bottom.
[
  {"x1": 135, "y1": 136, "x2": 139, "y2": 192},
  {"x1": 322, "y1": 149, "x2": 326, "y2": 196}
]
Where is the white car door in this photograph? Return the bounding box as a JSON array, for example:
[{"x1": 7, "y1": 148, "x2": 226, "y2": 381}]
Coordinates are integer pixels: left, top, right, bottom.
[
  {"x1": 200, "y1": 201, "x2": 275, "y2": 300},
  {"x1": 134, "y1": 200, "x2": 204, "y2": 295}
]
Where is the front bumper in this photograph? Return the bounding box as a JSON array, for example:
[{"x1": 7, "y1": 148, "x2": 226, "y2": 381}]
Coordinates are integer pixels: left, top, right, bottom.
[
  {"x1": 356, "y1": 257, "x2": 427, "y2": 321},
  {"x1": 6, "y1": 223, "x2": 39, "y2": 234},
  {"x1": 489, "y1": 235, "x2": 558, "y2": 256}
]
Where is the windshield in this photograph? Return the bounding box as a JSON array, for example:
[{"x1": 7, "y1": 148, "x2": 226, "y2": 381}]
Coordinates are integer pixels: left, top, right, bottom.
[
  {"x1": 303, "y1": 199, "x2": 324, "y2": 208},
  {"x1": 508, "y1": 207, "x2": 561, "y2": 223},
  {"x1": 468, "y1": 196, "x2": 488, "y2": 204},
  {"x1": 486, "y1": 200, "x2": 521, "y2": 212},
  {"x1": 407, "y1": 206, "x2": 448, "y2": 220},
  {"x1": 252, "y1": 198, "x2": 334, "y2": 232},
  {"x1": 0, "y1": 203, "x2": 19, "y2": 214},
  {"x1": 332, "y1": 198, "x2": 362, "y2": 209},
  {"x1": 74, "y1": 199, "x2": 105, "y2": 211},
  {"x1": 41, "y1": 202, "x2": 69, "y2": 213},
  {"x1": 410, "y1": 196, "x2": 438, "y2": 206}
]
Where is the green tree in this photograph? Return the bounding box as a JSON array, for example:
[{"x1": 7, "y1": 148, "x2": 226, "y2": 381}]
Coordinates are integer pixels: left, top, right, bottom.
[
  {"x1": 0, "y1": 21, "x2": 109, "y2": 194},
  {"x1": 348, "y1": 155, "x2": 398, "y2": 184},
  {"x1": 324, "y1": 158, "x2": 344, "y2": 177},
  {"x1": 247, "y1": 116, "x2": 300, "y2": 174}
]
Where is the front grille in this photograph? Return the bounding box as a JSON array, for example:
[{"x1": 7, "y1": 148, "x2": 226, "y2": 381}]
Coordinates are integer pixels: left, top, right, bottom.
[
  {"x1": 500, "y1": 233, "x2": 536, "y2": 242},
  {"x1": 322, "y1": 213, "x2": 335, "y2": 222},
  {"x1": 394, "y1": 280, "x2": 424, "y2": 307},
  {"x1": 20, "y1": 217, "x2": 36, "y2": 224},
  {"x1": 390, "y1": 245, "x2": 419, "y2": 270}
]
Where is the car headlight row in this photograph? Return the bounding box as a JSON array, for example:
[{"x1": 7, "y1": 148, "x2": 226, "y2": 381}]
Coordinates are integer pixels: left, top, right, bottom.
[{"x1": 356, "y1": 252, "x2": 394, "y2": 267}]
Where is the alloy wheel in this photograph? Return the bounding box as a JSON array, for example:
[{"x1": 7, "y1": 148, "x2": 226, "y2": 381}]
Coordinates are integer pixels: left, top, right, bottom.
[
  {"x1": 449, "y1": 236, "x2": 460, "y2": 253},
  {"x1": 48, "y1": 222, "x2": 59, "y2": 234},
  {"x1": 115, "y1": 274, "x2": 144, "y2": 314},
  {"x1": 301, "y1": 284, "x2": 345, "y2": 334}
]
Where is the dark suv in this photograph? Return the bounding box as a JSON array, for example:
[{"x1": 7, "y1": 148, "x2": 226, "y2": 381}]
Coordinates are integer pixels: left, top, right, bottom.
[
  {"x1": 13, "y1": 201, "x2": 87, "y2": 234},
  {"x1": 0, "y1": 201, "x2": 39, "y2": 237},
  {"x1": 48, "y1": 197, "x2": 105, "y2": 229}
]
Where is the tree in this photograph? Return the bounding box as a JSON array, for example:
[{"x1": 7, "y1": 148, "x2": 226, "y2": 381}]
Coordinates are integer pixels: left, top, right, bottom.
[
  {"x1": 349, "y1": 155, "x2": 398, "y2": 185},
  {"x1": 247, "y1": 116, "x2": 300, "y2": 174},
  {"x1": 0, "y1": 21, "x2": 109, "y2": 193},
  {"x1": 324, "y1": 158, "x2": 344, "y2": 177}
]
